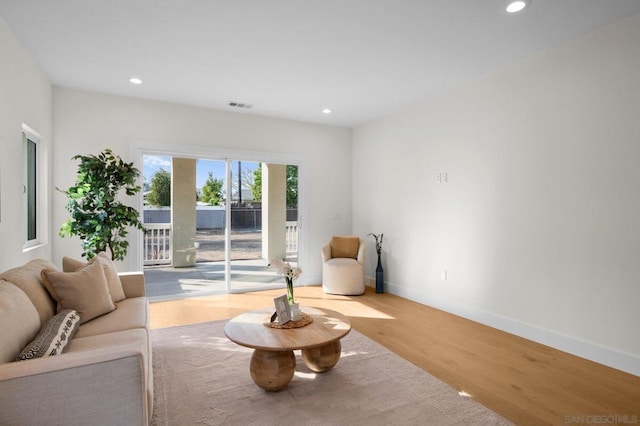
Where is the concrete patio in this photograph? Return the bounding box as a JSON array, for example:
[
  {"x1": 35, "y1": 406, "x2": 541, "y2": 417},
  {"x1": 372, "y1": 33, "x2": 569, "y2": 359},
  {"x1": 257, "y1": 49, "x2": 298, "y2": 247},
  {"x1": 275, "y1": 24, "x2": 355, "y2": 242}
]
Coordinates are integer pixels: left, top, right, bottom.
[
  {"x1": 143, "y1": 259, "x2": 288, "y2": 302},
  {"x1": 143, "y1": 225, "x2": 299, "y2": 302}
]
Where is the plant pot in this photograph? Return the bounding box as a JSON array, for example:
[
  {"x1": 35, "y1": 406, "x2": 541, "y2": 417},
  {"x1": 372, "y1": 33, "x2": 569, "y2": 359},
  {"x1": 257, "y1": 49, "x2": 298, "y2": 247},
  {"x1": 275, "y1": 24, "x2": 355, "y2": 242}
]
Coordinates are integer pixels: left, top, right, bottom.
[{"x1": 289, "y1": 302, "x2": 301, "y2": 321}]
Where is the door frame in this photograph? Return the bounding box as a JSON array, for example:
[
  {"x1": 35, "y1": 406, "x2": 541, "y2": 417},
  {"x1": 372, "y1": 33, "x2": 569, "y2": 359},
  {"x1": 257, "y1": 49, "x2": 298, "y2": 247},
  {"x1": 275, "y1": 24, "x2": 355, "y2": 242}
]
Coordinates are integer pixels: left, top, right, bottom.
[{"x1": 132, "y1": 142, "x2": 305, "y2": 292}]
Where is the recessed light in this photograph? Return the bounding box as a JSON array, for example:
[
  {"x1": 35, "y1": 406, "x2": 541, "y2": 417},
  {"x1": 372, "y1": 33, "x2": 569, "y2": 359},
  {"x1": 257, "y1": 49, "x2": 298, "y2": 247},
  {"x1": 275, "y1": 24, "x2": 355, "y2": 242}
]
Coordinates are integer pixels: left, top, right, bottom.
[
  {"x1": 322, "y1": 108, "x2": 332, "y2": 114},
  {"x1": 129, "y1": 77, "x2": 143, "y2": 85},
  {"x1": 506, "y1": 0, "x2": 530, "y2": 13}
]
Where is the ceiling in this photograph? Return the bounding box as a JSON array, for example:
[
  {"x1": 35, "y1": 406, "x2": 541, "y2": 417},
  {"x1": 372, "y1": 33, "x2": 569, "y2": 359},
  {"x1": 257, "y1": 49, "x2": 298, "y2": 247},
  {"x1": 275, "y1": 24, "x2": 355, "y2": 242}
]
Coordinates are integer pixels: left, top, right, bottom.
[{"x1": 2, "y1": 1, "x2": 640, "y2": 127}]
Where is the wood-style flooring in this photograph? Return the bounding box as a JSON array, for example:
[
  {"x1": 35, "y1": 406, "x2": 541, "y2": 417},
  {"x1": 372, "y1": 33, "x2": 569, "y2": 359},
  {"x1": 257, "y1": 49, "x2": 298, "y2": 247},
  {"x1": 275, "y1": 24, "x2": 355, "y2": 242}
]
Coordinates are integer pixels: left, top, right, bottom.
[{"x1": 149, "y1": 285, "x2": 640, "y2": 425}]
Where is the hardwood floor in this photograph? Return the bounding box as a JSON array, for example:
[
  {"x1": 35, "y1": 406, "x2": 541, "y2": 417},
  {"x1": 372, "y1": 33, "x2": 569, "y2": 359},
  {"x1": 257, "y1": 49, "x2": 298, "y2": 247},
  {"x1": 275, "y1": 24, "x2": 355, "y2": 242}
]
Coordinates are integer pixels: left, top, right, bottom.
[{"x1": 149, "y1": 285, "x2": 640, "y2": 425}]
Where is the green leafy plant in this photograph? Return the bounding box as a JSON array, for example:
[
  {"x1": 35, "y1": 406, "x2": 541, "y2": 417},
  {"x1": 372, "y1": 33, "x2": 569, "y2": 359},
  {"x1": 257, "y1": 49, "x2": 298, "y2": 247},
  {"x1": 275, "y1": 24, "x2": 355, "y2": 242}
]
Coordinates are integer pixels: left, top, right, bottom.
[
  {"x1": 250, "y1": 164, "x2": 298, "y2": 207},
  {"x1": 147, "y1": 168, "x2": 171, "y2": 206},
  {"x1": 59, "y1": 149, "x2": 145, "y2": 261},
  {"x1": 200, "y1": 171, "x2": 224, "y2": 205}
]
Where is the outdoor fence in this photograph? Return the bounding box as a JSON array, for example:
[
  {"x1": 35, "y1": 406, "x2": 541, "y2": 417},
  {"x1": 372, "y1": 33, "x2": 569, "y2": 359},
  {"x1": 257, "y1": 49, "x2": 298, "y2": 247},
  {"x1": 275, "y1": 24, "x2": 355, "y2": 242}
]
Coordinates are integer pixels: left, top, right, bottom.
[{"x1": 143, "y1": 207, "x2": 297, "y2": 229}]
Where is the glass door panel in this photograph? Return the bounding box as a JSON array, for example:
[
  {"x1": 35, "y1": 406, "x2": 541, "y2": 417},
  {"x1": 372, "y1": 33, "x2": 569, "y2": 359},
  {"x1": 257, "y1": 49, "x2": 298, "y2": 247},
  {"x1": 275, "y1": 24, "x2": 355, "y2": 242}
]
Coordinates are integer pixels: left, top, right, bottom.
[
  {"x1": 228, "y1": 160, "x2": 281, "y2": 292},
  {"x1": 193, "y1": 159, "x2": 227, "y2": 292}
]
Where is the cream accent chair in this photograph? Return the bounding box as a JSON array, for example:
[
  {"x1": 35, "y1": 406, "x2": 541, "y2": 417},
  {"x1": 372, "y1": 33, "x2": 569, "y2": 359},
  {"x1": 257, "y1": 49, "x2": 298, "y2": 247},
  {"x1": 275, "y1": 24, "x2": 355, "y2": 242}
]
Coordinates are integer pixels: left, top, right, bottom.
[{"x1": 321, "y1": 236, "x2": 366, "y2": 295}]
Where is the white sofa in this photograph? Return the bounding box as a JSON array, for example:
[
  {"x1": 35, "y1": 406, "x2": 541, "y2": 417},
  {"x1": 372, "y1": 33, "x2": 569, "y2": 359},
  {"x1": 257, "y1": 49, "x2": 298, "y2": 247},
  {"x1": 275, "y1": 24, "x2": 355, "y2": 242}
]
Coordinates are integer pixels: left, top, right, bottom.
[{"x1": 0, "y1": 258, "x2": 152, "y2": 426}]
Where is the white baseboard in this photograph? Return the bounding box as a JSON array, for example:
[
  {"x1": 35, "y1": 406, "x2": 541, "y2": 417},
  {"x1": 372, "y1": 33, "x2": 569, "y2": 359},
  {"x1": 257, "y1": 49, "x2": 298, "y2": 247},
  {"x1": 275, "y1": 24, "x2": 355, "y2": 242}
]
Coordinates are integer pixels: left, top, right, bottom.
[
  {"x1": 374, "y1": 278, "x2": 640, "y2": 377},
  {"x1": 365, "y1": 276, "x2": 375, "y2": 288}
]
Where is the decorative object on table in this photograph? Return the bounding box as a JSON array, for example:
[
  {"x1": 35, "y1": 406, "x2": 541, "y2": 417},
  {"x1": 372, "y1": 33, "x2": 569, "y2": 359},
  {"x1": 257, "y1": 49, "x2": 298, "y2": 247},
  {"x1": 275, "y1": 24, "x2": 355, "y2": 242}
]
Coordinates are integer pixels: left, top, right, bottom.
[
  {"x1": 289, "y1": 302, "x2": 302, "y2": 321},
  {"x1": 267, "y1": 258, "x2": 303, "y2": 320},
  {"x1": 368, "y1": 233, "x2": 384, "y2": 293},
  {"x1": 58, "y1": 148, "x2": 146, "y2": 261},
  {"x1": 272, "y1": 294, "x2": 291, "y2": 324},
  {"x1": 264, "y1": 312, "x2": 314, "y2": 329}
]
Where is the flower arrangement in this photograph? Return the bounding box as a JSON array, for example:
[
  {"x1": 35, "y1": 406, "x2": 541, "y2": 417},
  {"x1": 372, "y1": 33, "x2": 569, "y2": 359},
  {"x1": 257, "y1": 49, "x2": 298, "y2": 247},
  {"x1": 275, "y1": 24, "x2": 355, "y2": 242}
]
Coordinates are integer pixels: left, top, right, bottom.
[
  {"x1": 267, "y1": 258, "x2": 302, "y2": 304},
  {"x1": 368, "y1": 233, "x2": 384, "y2": 256}
]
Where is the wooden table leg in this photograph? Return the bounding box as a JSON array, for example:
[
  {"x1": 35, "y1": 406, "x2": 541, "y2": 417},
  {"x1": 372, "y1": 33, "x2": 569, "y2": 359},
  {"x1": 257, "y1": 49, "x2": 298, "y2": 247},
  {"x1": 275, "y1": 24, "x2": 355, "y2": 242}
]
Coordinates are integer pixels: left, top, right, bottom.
[
  {"x1": 250, "y1": 349, "x2": 296, "y2": 391},
  {"x1": 301, "y1": 340, "x2": 342, "y2": 373}
]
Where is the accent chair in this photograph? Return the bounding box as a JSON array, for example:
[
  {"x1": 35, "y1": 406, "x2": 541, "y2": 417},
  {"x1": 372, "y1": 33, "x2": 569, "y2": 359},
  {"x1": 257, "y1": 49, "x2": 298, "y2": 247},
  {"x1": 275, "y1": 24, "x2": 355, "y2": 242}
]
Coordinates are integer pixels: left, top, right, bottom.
[{"x1": 321, "y1": 236, "x2": 365, "y2": 295}]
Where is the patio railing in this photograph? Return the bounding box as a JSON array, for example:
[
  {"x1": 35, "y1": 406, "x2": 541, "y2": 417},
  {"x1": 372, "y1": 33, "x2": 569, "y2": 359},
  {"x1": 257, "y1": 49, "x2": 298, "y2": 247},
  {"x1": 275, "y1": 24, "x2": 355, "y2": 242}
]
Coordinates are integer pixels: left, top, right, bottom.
[
  {"x1": 143, "y1": 221, "x2": 298, "y2": 265},
  {"x1": 286, "y1": 221, "x2": 298, "y2": 255},
  {"x1": 143, "y1": 223, "x2": 172, "y2": 265}
]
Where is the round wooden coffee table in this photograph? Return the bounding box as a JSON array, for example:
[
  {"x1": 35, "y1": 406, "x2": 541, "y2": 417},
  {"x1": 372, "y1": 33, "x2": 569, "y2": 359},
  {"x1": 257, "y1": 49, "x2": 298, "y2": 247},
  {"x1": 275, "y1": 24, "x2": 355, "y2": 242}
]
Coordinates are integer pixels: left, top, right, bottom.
[{"x1": 224, "y1": 306, "x2": 351, "y2": 391}]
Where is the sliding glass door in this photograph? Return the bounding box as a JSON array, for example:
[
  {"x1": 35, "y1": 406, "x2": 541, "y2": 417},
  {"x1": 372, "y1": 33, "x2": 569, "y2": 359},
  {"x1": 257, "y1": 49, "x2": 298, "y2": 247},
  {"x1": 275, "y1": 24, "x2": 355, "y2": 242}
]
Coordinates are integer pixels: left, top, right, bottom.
[
  {"x1": 141, "y1": 152, "x2": 299, "y2": 299},
  {"x1": 227, "y1": 160, "x2": 298, "y2": 293}
]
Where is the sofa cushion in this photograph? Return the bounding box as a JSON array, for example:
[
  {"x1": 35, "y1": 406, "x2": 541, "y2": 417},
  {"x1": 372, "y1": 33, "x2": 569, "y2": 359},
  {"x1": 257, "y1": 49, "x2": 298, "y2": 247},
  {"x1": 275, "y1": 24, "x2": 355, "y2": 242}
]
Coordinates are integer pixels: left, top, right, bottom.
[
  {"x1": 0, "y1": 259, "x2": 57, "y2": 326},
  {"x1": 0, "y1": 280, "x2": 41, "y2": 363},
  {"x1": 16, "y1": 310, "x2": 81, "y2": 361},
  {"x1": 330, "y1": 236, "x2": 360, "y2": 259},
  {"x1": 322, "y1": 257, "x2": 365, "y2": 295},
  {"x1": 41, "y1": 260, "x2": 116, "y2": 324},
  {"x1": 63, "y1": 252, "x2": 126, "y2": 303},
  {"x1": 75, "y1": 297, "x2": 148, "y2": 339}
]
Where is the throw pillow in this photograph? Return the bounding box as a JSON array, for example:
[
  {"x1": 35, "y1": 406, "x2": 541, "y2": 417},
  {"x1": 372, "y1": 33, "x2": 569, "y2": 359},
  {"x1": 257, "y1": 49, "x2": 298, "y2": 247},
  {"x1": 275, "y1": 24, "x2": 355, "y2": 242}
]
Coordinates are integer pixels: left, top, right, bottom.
[
  {"x1": 0, "y1": 280, "x2": 41, "y2": 363},
  {"x1": 16, "y1": 309, "x2": 80, "y2": 361},
  {"x1": 62, "y1": 252, "x2": 126, "y2": 303},
  {"x1": 330, "y1": 236, "x2": 360, "y2": 259},
  {"x1": 0, "y1": 259, "x2": 59, "y2": 326},
  {"x1": 41, "y1": 260, "x2": 116, "y2": 324},
  {"x1": 61, "y1": 256, "x2": 85, "y2": 273}
]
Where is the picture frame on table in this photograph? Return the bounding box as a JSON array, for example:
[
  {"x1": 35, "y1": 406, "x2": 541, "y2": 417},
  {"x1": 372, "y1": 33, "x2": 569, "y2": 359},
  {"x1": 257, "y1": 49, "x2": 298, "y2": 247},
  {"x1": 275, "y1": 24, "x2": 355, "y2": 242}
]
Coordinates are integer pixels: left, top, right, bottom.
[{"x1": 273, "y1": 294, "x2": 291, "y2": 324}]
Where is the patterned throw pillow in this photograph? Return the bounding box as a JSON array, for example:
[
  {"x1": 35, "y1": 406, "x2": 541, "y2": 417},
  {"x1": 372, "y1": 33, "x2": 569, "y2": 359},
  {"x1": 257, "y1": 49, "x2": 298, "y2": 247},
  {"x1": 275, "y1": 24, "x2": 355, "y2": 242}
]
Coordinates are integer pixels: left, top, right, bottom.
[{"x1": 16, "y1": 309, "x2": 80, "y2": 361}]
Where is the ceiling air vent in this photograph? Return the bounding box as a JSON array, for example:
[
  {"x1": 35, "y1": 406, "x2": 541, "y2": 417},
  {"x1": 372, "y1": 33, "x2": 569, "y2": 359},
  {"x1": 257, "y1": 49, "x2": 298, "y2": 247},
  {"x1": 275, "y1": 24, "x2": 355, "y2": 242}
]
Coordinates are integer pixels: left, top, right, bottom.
[{"x1": 228, "y1": 102, "x2": 253, "y2": 109}]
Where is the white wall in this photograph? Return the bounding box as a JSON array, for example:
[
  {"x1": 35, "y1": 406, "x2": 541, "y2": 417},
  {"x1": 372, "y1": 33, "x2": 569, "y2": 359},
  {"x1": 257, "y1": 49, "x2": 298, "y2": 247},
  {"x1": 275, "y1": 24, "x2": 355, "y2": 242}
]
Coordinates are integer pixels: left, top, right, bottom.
[
  {"x1": 353, "y1": 15, "x2": 640, "y2": 375},
  {"x1": 52, "y1": 87, "x2": 352, "y2": 280},
  {"x1": 0, "y1": 18, "x2": 52, "y2": 271}
]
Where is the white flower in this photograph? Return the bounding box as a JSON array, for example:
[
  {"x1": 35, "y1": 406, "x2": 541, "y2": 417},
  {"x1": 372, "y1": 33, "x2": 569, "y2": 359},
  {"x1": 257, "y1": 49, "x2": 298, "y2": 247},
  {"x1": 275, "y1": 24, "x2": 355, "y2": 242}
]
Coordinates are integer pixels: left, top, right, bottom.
[
  {"x1": 267, "y1": 258, "x2": 302, "y2": 280},
  {"x1": 267, "y1": 258, "x2": 302, "y2": 304}
]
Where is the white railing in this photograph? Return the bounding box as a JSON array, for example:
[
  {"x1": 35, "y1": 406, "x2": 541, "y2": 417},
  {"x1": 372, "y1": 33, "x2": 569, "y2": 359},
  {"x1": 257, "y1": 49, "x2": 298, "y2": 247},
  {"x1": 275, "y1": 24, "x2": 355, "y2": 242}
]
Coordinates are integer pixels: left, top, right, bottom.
[
  {"x1": 143, "y1": 222, "x2": 297, "y2": 265},
  {"x1": 286, "y1": 221, "x2": 298, "y2": 255},
  {"x1": 144, "y1": 223, "x2": 172, "y2": 265}
]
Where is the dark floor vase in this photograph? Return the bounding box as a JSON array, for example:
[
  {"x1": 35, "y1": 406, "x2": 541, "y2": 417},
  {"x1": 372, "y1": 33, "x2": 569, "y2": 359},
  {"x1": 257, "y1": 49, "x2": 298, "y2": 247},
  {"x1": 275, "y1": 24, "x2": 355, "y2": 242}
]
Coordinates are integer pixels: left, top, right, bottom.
[{"x1": 375, "y1": 255, "x2": 384, "y2": 294}]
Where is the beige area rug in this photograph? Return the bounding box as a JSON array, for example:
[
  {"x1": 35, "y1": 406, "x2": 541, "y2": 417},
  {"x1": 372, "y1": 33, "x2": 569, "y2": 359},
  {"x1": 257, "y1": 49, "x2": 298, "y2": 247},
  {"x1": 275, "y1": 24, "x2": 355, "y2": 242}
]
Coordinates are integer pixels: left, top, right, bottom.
[{"x1": 151, "y1": 320, "x2": 512, "y2": 426}]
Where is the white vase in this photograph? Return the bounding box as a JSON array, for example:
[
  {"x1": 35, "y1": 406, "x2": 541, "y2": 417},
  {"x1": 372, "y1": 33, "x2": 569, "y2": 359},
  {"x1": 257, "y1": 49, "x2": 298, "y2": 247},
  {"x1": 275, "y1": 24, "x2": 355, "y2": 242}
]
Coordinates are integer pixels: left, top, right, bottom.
[{"x1": 289, "y1": 302, "x2": 301, "y2": 321}]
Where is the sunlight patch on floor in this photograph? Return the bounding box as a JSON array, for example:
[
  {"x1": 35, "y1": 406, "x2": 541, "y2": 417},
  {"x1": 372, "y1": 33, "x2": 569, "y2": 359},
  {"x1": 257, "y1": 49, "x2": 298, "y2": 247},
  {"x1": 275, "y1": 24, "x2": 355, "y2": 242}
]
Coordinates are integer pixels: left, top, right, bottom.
[{"x1": 294, "y1": 371, "x2": 317, "y2": 380}]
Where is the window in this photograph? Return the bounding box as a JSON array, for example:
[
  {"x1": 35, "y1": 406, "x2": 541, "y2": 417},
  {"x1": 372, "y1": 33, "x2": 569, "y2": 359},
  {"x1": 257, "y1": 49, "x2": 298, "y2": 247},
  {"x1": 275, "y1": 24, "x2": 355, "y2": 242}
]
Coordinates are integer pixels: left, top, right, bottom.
[{"x1": 22, "y1": 126, "x2": 42, "y2": 248}]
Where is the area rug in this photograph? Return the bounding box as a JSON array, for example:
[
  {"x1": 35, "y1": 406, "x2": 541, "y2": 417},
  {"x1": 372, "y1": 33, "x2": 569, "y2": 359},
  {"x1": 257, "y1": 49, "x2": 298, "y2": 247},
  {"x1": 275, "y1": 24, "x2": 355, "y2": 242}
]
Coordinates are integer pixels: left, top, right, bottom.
[{"x1": 151, "y1": 320, "x2": 512, "y2": 425}]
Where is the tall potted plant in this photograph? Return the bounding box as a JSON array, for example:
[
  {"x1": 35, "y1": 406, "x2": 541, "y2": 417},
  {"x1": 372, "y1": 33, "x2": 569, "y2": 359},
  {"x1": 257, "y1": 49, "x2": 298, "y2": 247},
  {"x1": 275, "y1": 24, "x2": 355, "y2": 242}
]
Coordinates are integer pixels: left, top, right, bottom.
[{"x1": 59, "y1": 148, "x2": 145, "y2": 261}]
